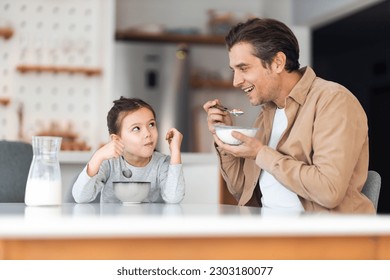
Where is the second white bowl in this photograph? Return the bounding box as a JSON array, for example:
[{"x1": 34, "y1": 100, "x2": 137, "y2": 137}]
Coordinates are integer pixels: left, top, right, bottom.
[{"x1": 214, "y1": 125, "x2": 258, "y2": 145}]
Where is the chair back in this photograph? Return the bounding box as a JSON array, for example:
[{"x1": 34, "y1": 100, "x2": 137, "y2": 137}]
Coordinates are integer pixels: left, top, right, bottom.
[
  {"x1": 362, "y1": 170, "x2": 381, "y2": 211},
  {"x1": 0, "y1": 140, "x2": 33, "y2": 202}
]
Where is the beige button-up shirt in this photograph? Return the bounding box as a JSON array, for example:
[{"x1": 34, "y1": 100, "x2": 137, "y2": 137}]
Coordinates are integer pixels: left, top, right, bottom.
[{"x1": 217, "y1": 66, "x2": 375, "y2": 213}]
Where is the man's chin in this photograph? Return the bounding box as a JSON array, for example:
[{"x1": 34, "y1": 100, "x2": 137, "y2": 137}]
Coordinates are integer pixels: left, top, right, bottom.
[{"x1": 249, "y1": 99, "x2": 259, "y2": 106}]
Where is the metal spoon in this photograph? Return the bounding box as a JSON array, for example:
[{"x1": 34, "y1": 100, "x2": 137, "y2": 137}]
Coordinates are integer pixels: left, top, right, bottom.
[
  {"x1": 119, "y1": 156, "x2": 132, "y2": 178},
  {"x1": 212, "y1": 104, "x2": 244, "y2": 116}
]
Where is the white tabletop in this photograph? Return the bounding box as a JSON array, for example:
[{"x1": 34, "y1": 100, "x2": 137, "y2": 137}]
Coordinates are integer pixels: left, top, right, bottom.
[{"x1": 1, "y1": 203, "x2": 390, "y2": 239}]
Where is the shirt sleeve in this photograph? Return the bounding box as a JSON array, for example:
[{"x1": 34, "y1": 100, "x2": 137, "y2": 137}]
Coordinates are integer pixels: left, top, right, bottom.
[{"x1": 215, "y1": 145, "x2": 245, "y2": 201}]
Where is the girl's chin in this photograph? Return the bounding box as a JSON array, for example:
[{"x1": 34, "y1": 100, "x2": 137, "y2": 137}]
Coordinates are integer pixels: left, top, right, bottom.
[
  {"x1": 127, "y1": 148, "x2": 154, "y2": 159},
  {"x1": 128, "y1": 151, "x2": 154, "y2": 166},
  {"x1": 142, "y1": 146, "x2": 156, "y2": 155}
]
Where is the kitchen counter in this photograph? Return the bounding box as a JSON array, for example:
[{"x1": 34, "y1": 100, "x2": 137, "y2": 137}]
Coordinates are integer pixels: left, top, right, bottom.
[{"x1": 1, "y1": 203, "x2": 390, "y2": 260}]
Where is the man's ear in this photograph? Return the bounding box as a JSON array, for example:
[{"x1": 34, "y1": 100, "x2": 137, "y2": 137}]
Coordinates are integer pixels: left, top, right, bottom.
[{"x1": 273, "y1": 52, "x2": 286, "y2": 73}]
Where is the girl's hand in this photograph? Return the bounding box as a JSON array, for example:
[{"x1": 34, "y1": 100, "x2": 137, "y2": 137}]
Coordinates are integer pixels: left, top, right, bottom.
[
  {"x1": 166, "y1": 128, "x2": 182, "y2": 164},
  {"x1": 87, "y1": 137, "x2": 124, "y2": 176},
  {"x1": 95, "y1": 138, "x2": 124, "y2": 161},
  {"x1": 166, "y1": 128, "x2": 183, "y2": 152}
]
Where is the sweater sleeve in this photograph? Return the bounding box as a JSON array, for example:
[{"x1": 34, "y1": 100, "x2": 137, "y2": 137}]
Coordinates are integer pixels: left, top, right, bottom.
[
  {"x1": 72, "y1": 161, "x2": 110, "y2": 203},
  {"x1": 158, "y1": 157, "x2": 185, "y2": 203}
]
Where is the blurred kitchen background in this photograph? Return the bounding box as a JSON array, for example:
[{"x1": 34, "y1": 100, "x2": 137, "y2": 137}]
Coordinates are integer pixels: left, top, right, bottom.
[{"x1": 0, "y1": 0, "x2": 389, "y2": 212}]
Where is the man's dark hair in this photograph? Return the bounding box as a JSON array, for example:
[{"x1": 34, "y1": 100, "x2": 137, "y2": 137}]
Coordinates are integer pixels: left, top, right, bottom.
[{"x1": 225, "y1": 18, "x2": 300, "y2": 72}]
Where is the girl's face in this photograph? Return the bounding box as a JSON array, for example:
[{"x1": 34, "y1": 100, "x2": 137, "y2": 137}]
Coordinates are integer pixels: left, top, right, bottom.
[{"x1": 119, "y1": 107, "x2": 158, "y2": 166}]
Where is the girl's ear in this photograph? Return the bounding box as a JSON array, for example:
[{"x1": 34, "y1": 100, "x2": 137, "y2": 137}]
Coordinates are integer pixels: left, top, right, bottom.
[{"x1": 110, "y1": 134, "x2": 120, "y2": 141}]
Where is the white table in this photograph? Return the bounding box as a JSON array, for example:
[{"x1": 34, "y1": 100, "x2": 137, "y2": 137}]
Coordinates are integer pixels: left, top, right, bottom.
[{"x1": 1, "y1": 203, "x2": 390, "y2": 260}]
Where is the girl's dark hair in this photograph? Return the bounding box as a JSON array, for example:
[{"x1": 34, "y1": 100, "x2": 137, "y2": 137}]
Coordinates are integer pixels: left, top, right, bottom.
[
  {"x1": 107, "y1": 96, "x2": 156, "y2": 135},
  {"x1": 225, "y1": 18, "x2": 300, "y2": 72}
]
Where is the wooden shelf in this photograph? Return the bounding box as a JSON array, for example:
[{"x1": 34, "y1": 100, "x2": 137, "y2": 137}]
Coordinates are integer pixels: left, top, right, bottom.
[
  {"x1": 0, "y1": 97, "x2": 10, "y2": 106},
  {"x1": 190, "y1": 78, "x2": 233, "y2": 89},
  {"x1": 115, "y1": 30, "x2": 225, "y2": 46},
  {"x1": 16, "y1": 65, "x2": 102, "y2": 76},
  {"x1": 0, "y1": 27, "x2": 13, "y2": 40}
]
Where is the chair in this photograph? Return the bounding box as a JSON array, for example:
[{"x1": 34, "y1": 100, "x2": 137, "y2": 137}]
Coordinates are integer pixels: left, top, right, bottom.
[
  {"x1": 0, "y1": 140, "x2": 33, "y2": 202},
  {"x1": 362, "y1": 170, "x2": 381, "y2": 211}
]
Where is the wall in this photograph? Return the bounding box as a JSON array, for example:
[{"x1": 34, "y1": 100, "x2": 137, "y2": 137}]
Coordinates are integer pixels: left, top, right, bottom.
[{"x1": 0, "y1": 0, "x2": 115, "y2": 149}]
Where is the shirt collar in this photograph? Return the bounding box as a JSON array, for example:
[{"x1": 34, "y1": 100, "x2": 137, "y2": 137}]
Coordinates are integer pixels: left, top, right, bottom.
[
  {"x1": 288, "y1": 66, "x2": 316, "y2": 106},
  {"x1": 261, "y1": 66, "x2": 316, "y2": 111}
]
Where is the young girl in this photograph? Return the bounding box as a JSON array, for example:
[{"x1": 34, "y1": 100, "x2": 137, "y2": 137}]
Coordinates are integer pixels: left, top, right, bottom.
[{"x1": 72, "y1": 97, "x2": 185, "y2": 203}]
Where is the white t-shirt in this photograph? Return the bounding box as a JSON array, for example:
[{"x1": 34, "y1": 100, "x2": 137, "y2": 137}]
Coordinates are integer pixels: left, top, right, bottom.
[{"x1": 259, "y1": 108, "x2": 304, "y2": 212}]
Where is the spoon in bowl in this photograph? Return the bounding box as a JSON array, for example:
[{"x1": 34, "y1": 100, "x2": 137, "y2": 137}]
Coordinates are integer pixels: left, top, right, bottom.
[{"x1": 211, "y1": 104, "x2": 244, "y2": 116}]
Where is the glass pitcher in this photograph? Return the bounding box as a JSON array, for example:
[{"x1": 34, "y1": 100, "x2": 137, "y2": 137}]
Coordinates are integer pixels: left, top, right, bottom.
[{"x1": 25, "y1": 136, "x2": 62, "y2": 206}]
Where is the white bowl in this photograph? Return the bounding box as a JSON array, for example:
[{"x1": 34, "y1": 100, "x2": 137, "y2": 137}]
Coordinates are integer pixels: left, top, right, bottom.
[
  {"x1": 113, "y1": 181, "x2": 151, "y2": 204},
  {"x1": 214, "y1": 125, "x2": 258, "y2": 145}
]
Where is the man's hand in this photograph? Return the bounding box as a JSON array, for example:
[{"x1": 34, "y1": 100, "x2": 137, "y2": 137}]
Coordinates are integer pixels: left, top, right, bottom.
[
  {"x1": 214, "y1": 130, "x2": 264, "y2": 160},
  {"x1": 203, "y1": 99, "x2": 233, "y2": 134}
]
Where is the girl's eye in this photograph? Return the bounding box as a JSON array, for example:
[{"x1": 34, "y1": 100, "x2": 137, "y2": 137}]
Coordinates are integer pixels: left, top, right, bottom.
[
  {"x1": 132, "y1": 126, "x2": 140, "y2": 132},
  {"x1": 149, "y1": 122, "x2": 155, "y2": 128}
]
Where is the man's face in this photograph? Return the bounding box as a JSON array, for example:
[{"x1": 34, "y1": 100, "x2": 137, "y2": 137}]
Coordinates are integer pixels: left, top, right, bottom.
[{"x1": 229, "y1": 42, "x2": 281, "y2": 106}]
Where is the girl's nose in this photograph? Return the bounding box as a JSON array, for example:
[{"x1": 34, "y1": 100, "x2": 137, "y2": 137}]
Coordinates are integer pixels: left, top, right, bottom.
[{"x1": 145, "y1": 127, "x2": 152, "y2": 138}]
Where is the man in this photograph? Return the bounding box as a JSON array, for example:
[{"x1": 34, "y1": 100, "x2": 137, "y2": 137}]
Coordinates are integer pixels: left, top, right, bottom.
[{"x1": 203, "y1": 18, "x2": 374, "y2": 213}]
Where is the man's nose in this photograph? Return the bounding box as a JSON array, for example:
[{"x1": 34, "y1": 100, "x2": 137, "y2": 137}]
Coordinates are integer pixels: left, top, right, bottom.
[{"x1": 232, "y1": 72, "x2": 244, "y2": 88}]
